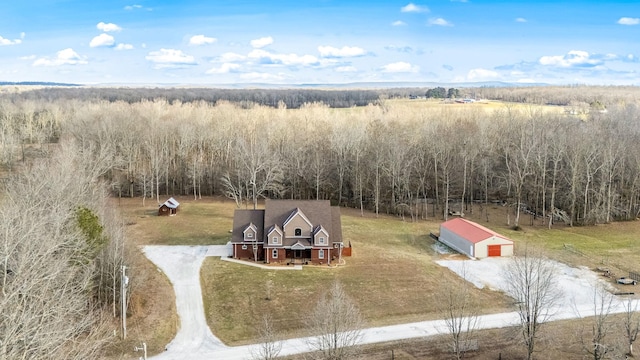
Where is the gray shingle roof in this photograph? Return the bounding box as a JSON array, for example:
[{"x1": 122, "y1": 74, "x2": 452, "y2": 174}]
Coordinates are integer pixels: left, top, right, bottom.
[{"x1": 230, "y1": 200, "x2": 343, "y2": 247}]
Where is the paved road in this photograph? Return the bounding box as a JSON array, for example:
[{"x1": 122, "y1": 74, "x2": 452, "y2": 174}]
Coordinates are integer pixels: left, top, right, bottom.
[{"x1": 143, "y1": 245, "x2": 637, "y2": 360}]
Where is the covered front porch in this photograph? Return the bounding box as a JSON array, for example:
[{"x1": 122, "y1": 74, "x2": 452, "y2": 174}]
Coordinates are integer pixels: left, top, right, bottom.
[{"x1": 286, "y1": 242, "x2": 312, "y2": 264}]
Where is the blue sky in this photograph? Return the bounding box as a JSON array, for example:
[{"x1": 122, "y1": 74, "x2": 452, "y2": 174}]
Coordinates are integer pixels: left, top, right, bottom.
[{"x1": 1, "y1": 1, "x2": 639, "y2": 85}]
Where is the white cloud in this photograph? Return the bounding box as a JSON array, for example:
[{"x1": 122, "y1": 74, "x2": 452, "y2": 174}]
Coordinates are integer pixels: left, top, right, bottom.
[
  {"x1": 539, "y1": 50, "x2": 602, "y2": 68},
  {"x1": 124, "y1": 4, "x2": 142, "y2": 10},
  {"x1": 20, "y1": 55, "x2": 36, "y2": 60},
  {"x1": 248, "y1": 49, "x2": 319, "y2": 66},
  {"x1": 618, "y1": 17, "x2": 640, "y2": 25},
  {"x1": 391, "y1": 20, "x2": 407, "y2": 26},
  {"x1": 89, "y1": 33, "x2": 115, "y2": 48},
  {"x1": 381, "y1": 61, "x2": 419, "y2": 73},
  {"x1": 216, "y1": 52, "x2": 246, "y2": 62},
  {"x1": 250, "y1": 36, "x2": 273, "y2": 48},
  {"x1": 97, "y1": 22, "x2": 122, "y2": 32},
  {"x1": 189, "y1": 35, "x2": 217, "y2": 46},
  {"x1": 115, "y1": 43, "x2": 134, "y2": 50},
  {"x1": 145, "y1": 48, "x2": 197, "y2": 69},
  {"x1": 401, "y1": 3, "x2": 429, "y2": 13},
  {"x1": 206, "y1": 63, "x2": 241, "y2": 74},
  {"x1": 428, "y1": 18, "x2": 453, "y2": 26},
  {"x1": 467, "y1": 68, "x2": 499, "y2": 80},
  {"x1": 0, "y1": 35, "x2": 22, "y2": 46},
  {"x1": 336, "y1": 66, "x2": 357, "y2": 72},
  {"x1": 318, "y1": 45, "x2": 366, "y2": 58},
  {"x1": 33, "y1": 48, "x2": 87, "y2": 67},
  {"x1": 515, "y1": 17, "x2": 527, "y2": 23}
]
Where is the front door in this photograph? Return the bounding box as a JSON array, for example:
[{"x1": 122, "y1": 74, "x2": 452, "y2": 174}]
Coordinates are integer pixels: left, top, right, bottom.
[{"x1": 295, "y1": 250, "x2": 302, "y2": 258}]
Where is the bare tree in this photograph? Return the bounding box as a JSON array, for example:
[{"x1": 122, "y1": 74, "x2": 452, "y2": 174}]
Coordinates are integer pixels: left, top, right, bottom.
[
  {"x1": 308, "y1": 281, "x2": 364, "y2": 360},
  {"x1": 504, "y1": 248, "x2": 560, "y2": 360},
  {"x1": 440, "y1": 264, "x2": 479, "y2": 360},
  {"x1": 623, "y1": 298, "x2": 640, "y2": 357},
  {"x1": 251, "y1": 314, "x2": 282, "y2": 360},
  {"x1": 0, "y1": 141, "x2": 123, "y2": 359},
  {"x1": 579, "y1": 285, "x2": 615, "y2": 360}
]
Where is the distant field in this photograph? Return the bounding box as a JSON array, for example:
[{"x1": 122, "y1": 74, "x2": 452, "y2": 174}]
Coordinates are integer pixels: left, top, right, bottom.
[
  {"x1": 386, "y1": 97, "x2": 568, "y2": 114},
  {"x1": 117, "y1": 196, "x2": 640, "y2": 352}
]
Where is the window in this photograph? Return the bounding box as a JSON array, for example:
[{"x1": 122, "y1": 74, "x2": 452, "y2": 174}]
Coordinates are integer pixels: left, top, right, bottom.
[
  {"x1": 272, "y1": 249, "x2": 278, "y2": 259},
  {"x1": 319, "y1": 249, "x2": 324, "y2": 259},
  {"x1": 273, "y1": 236, "x2": 279, "y2": 244},
  {"x1": 247, "y1": 232, "x2": 253, "y2": 238},
  {"x1": 295, "y1": 228, "x2": 302, "y2": 236},
  {"x1": 242, "y1": 244, "x2": 247, "y2": 250},
  {"x1": 319, "y1": 236, "x2": 325, "y2": 245}
]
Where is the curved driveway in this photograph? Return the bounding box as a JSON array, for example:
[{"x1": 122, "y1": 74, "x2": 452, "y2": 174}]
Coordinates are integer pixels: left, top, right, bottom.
[{"x1": 143, "y1": 245, "x2": 636, "y2": 360}]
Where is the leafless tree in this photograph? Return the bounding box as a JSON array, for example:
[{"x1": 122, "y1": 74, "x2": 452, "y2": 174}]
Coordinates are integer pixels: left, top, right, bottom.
[
  {"x1": 440, "y1": 264, "x2": 479, "y2": 359},
  {"x1": 308, "y1": 281, "x2": 364, "y2": 360},
  {"x1": 578, "y1": 285, "x2": 615, "y2": 360},
  {"x1": 504, "y1": 248, "x2": 560, "y2": 360},
  {"x1": 622, "y1": 298, "x2": 640, "y2": 357},
  {"x1": 0, "y1": 141, "x2": 124, "y2": 359},
  {"x1": 251, "y1": 314, "x2": 282, "y2": 360}
]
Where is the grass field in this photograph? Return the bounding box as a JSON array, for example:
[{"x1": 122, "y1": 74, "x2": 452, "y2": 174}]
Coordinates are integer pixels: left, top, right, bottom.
[
  {"x1": 117, "y1": 196, "x2": 640, "y2": 356},
  {"x1": 201, "y1": 207, "x2": 511, "y2": 345}
]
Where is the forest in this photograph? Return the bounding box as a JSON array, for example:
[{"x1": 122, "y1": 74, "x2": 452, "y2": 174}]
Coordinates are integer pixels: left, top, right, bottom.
[
  {"x1": 1, "y1": 86, "x2": 640, "y2": 229},
  {"x1": 0, "y1": 85, "x2": 639, "y2": 357}
]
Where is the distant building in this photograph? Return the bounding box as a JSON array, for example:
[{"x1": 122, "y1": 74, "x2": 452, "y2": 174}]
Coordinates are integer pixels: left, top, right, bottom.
[
  {"x1": 439, "y1": 218, "x2": 513, "y2": 258},
  {"x1": 158, "y1": 197, "x2": 180, "y2": 216},
  {"x1": 231, "y1": 199, "x2": 343, "y2": 265}
]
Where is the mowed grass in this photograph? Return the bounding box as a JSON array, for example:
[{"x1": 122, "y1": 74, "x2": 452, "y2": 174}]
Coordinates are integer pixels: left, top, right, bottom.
[
  {"x1": 116, "y1": 196, "x2": 236, "y2": 246},
  {"x1": 118, "y1": 197, "x2": 640, "y2": 349},
  {"x1": 201, "y1": 207, "x2": 512, "y2": 345}
]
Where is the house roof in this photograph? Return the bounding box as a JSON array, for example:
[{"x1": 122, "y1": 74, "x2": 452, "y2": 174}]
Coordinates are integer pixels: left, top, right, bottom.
[
  {"x1": 264, "y1": 199, "x2": 342, "y2": 244},
  {"x1": 230, "y1": 200, "x2": 343, "y2": 246},
  {"x1": 440, "y1": 218, "x2": 512, "y2": 244},
  {"x1": 160, "y1": 197, "x2": 180, "y2": 209},
  {"x1": 231, "y1": 210, "x2": 265, "y2": 243}
]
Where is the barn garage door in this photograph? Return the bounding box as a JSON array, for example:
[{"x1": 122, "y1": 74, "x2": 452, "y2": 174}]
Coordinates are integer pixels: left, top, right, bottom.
[{"x1": 487, "y1": 245, "x2": 502, "y2": 257}]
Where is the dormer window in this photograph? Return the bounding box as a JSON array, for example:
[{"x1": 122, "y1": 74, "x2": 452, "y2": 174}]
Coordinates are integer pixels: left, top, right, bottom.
[
  {"x1": 247, "y1": 232, "x2": 253, "y2": 238},
  {"x1": 273, "y1": 236, "x2": 279, "y2": 244},
  {"x1": 319, "y1": 236, "x2": 325, "y2": 245},
  {"x1": 295, "y1": 228, "x2": 302, "y2": 236}
]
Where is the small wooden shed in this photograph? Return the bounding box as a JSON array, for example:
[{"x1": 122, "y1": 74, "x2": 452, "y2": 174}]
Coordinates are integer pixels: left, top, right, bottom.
[
  {"x1": 158, "y1": 197, "x2": 180, "y2": 216},
  {"x1": 439, "y1": 218, "x2": 513, "y2": 258}
]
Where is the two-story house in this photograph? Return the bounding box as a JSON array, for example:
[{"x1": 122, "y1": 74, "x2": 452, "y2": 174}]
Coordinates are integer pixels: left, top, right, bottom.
[{"x1": 231, "y1": 199, "x2": 343, "y2": 265}]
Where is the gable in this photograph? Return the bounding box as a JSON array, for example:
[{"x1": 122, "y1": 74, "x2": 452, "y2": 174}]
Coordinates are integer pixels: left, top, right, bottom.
[
  {"x1": 231, "y1": 210, "x2": 264, "y2": 243},
  {"x1": 283, "y1": 208, "x2": 313, "y2": 233}
]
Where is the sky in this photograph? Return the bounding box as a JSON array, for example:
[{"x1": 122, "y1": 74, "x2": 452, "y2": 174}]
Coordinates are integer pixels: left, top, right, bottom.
[{"x1": 0, "y1": 0, "x2": 639, "y2": 85}]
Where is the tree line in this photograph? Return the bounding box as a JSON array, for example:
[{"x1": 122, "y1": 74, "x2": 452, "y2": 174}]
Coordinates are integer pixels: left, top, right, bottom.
[
  {"x1": 1, "y1": 92, "x2": 640, "y2": 227},
  {"x1": 0, "y1": 141, "x2": 127, "y2": 359}
]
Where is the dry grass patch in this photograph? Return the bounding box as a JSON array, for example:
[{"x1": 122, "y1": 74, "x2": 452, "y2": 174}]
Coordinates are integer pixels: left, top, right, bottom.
[{"x1": 103, "y1": 249, "x2": 177, "y2": 358}]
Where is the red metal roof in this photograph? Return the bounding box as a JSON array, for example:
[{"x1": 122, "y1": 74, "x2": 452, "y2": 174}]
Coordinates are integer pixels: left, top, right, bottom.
[{"x1": 440, "y1": 218, "x2": 512, "y2": 244}]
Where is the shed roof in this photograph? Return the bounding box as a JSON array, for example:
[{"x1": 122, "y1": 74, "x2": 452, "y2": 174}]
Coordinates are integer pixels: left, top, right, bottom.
[
  {"x1": 440, "y1": 218, "x2": 512, "y2": 244},
  {"x1": 160, "y1": 197, "x2": 180, "y2": 209}
]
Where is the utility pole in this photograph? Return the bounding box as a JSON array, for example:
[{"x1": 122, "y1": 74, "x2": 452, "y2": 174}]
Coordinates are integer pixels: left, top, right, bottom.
[
  {"x1": 121, "y1": 265, "x2": 129, "y2": 339},
  {"x1": 134, "y1": 342, "x2": 147, "y2": 360}
]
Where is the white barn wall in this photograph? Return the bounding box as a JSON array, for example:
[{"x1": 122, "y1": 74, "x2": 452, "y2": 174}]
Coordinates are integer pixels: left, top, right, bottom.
[
  {"x1": 439, "y1": 226, "x2": 474, "y2": 257},
  {"x1": 474, "y1": 236, "x2": 515, "y2": 258}
]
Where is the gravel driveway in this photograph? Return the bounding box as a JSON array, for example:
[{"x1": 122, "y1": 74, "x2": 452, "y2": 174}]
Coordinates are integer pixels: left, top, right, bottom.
[{"x1": 143, "y1": 246, "x2": 639, "y2": 360}]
